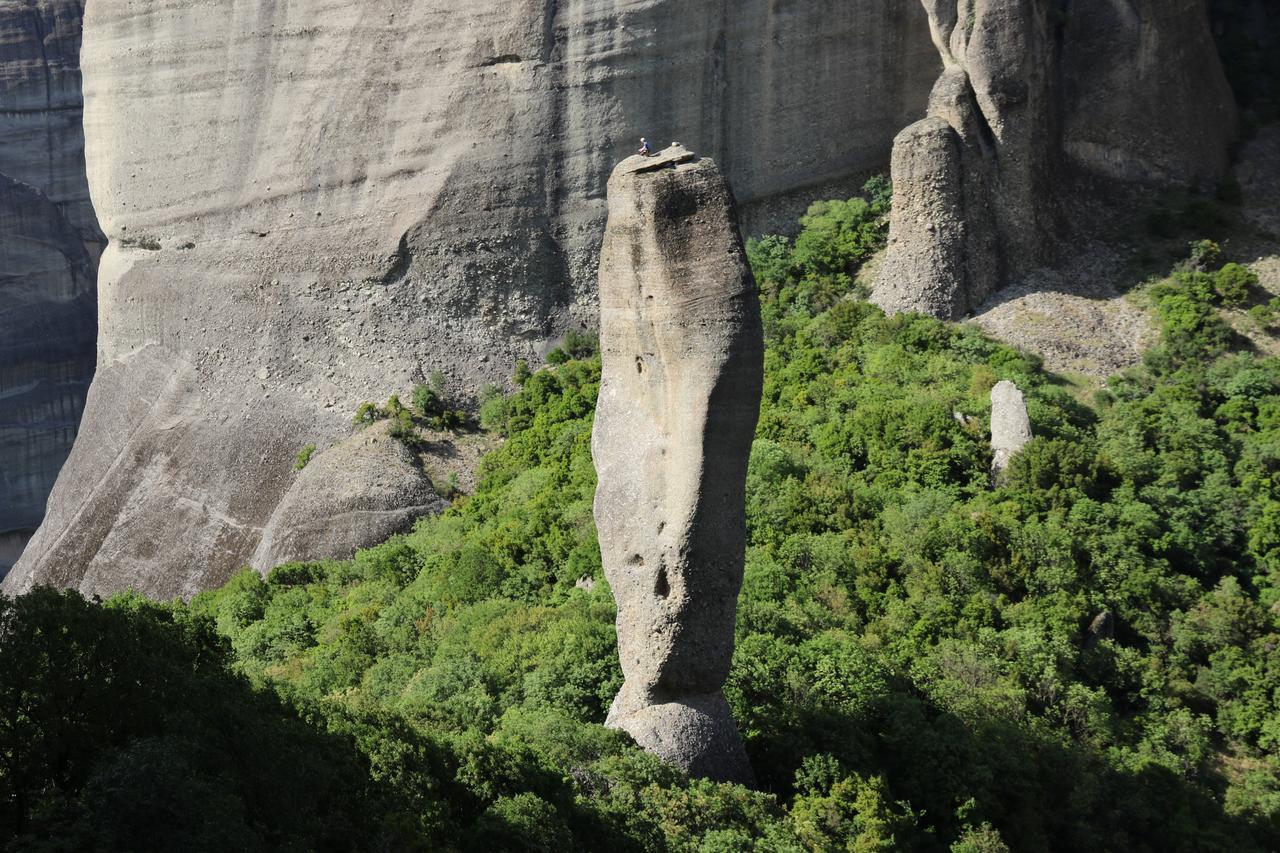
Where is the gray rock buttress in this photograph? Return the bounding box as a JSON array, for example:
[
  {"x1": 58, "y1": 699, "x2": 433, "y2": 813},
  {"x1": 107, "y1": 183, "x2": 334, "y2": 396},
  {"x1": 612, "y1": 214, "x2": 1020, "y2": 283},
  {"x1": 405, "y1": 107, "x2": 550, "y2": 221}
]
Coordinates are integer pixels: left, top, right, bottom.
[
  {"x1": 592, "y1": 147, "x2": 762, "y2": 784},
  {"x1": 873, "y1": 0, "x2": 1237, "y2": 319},
  {"x1": 8, "y1": 0, "x2": 938, "y2": 599}
]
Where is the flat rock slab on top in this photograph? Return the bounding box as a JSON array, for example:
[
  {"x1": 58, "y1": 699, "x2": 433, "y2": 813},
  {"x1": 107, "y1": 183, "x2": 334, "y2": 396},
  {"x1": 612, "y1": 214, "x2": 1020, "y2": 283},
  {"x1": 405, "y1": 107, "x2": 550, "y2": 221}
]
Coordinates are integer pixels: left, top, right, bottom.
[{"x1": 617, "y1": 144, "x2": 699, "y2": 174}]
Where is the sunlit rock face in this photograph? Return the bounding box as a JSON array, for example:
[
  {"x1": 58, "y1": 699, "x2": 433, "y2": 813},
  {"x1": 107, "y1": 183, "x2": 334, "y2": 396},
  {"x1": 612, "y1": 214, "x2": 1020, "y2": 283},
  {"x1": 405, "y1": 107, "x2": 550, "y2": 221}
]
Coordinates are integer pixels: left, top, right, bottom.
[
  {"x1": 990, "y1": 379, "x2": 1032, "y2": 479},
  {"x1": 7, "y1": 0, "x2": 937, "y2": 598},
  {"x1": 593, "y1": 148, "x2": 762, "y2": 784},
  {"x1": 0, "y1": 0, "x2": 103, "y2": 579},
  {"x1": 873, "y1": 0, "x2": 1238, "y2": 319}
]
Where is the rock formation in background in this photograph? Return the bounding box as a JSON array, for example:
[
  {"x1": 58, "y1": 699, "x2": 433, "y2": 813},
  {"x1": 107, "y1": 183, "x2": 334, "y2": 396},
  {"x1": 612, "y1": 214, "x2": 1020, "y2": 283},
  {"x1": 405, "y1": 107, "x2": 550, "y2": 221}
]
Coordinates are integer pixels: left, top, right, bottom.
[
  {"x1": 0, "y1": 1, "x2": 104, "y2": 579},
  {"x1": 990, "y1": 379, "x2": 1032, "y2": 478},
  {"x1": 593, "y1": 146, "x2": 762, "y2": 784},
  {"x1": 248, "y1": 421, "x2": 446, "y2": 574},
  {"x1": 873, "y1": 0, "x2": 1238, "y2": 319},
  {"x1": 6, "y1": 0, "x2": 937, "y2": 599}
]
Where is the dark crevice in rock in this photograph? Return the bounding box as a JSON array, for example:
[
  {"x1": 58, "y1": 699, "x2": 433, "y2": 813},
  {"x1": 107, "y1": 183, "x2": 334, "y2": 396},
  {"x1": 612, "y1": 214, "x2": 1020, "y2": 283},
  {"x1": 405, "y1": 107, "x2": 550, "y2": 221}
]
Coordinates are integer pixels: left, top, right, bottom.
[{"x1": 376, "y1": 232, "x2": 412, "y2": 286}]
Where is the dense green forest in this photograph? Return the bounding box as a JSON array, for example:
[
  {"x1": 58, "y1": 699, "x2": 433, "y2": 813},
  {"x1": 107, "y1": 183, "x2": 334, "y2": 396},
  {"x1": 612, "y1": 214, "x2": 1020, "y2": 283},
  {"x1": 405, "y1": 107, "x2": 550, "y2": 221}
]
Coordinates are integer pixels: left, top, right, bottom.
[{"x1": 3, "y1": 171, "x2": 1279, "y2": 850}]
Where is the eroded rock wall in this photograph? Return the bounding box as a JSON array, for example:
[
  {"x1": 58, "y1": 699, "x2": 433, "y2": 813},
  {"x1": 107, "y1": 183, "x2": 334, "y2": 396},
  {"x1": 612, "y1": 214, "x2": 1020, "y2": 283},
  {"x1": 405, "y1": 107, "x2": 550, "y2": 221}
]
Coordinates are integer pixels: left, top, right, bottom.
[
  {"x1": 593, "y1": 147, "x2": 761, "y2": 783},
  {"x1": 0, "y1": 0, "x2": 102, "y2": 579},
  {"x1": 873, "y1": 0, "x2": 1237, "y2": 319},
  {"x1": 7, "y1": 0, "x2": 937, "y2": 598}
]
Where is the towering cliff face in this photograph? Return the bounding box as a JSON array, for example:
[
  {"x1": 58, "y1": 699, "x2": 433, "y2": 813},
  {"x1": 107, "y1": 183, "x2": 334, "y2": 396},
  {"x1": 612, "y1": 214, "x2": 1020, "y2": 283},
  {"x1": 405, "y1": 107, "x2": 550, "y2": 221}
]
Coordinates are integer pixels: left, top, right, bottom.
[
  {"x1": 593, "y1": 147, "x2": 762, "y2": 783},
  {"x1": 6, "y1": 0, "x2": 938, "y2": 598},
  {"x1": 873, "y1": 0, "x2": 1238, "y2": 319},
  {"x1": 0, "y1": 0, "x2": 103, "y2": 579}
]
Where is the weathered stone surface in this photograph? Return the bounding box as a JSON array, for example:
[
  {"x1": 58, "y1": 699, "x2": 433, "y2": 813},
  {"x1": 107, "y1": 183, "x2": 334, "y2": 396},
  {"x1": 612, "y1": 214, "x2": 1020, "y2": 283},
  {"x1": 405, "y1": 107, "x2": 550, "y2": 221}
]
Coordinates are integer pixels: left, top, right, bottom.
[
  {"x1": 868, "y1": 117, "x2": 967, "y2": 319},
  {"x1": 606, "y1": 691, "x2": 751, "y2": 784},
  {"x1": 249, "y1": 421, "x2": 446, "y2": 574},
  {"x1": 1062, "y1": 0, "x2": 1238, "y2": 186},
  {"x1": 8, "y1": 0, "x2": 938, "y2": 598},
  {"x1": 593, "y1": 148, "x2": 762, "y2": 784},
  {"x1": 1085, "y1": 610, "x2": 1115, "y2": 649},
  {"x1": 874, "y1": 0, "x2": 1237, "y2": 319},
  {"x1": 990, "y1": 379, "x2": 1032, "y2": 477},
  {"x1": 0, "y1": 0, "x2": 103, "y2": 578}
]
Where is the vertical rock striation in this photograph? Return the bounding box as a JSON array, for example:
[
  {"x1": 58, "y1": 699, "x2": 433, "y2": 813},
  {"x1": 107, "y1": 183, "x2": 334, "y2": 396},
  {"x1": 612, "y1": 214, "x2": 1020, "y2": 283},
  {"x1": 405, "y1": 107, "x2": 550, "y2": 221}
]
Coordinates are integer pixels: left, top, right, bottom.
[
  {"x1": 0, "y1": 0, "x2": 103, "y2": 578},
  {"x1": 593, "y1": 146, "x2": 762, "y2": 784},
  {"x1": 873, "y1": 0, "x2": 1238, "y2": 319},
  {"x1": 990, "y1": 379, "x2": 1032, "y2": 478},
  {"x1": 7, "y1": 0, "x2": 938, "y2": 599}
]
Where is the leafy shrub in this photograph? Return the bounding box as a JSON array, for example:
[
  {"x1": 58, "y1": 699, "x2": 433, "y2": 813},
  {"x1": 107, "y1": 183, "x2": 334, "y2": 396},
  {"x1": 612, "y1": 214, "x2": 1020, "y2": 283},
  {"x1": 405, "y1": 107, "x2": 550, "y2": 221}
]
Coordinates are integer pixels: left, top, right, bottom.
[
  {"x1": 1216, "y1": 262, "x2": 1260, "y2": 307},
  {"x1": 1188, "y1": 238, "x2": 1223, "y2": 271},
  {"x1": 353, "y1": 401, "x2": 385, "y2": 427},
  {"x1": 294, "y1": 443, "x2": 317, "y2": 471},
  {"x1": 413, "y1": 381, "x2": 443, "y2": 419},
  {"x1": 120, "y1": 234, "x2": 162, "y2": 251}
]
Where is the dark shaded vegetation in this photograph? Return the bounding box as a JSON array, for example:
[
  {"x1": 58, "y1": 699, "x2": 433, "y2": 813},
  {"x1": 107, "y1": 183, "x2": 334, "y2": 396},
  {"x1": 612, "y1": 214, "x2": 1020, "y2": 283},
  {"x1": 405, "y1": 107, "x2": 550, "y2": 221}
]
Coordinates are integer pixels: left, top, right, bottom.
[{"x1": 3, "y1": 180, "x2": 1279, "y2": 850}]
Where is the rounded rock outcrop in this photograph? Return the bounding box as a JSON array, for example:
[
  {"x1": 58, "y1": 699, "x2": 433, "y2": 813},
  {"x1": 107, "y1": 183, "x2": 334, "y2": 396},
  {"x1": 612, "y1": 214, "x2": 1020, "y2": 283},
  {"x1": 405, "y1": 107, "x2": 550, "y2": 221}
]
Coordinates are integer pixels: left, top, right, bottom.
[{"x1": 250, "y1": 421, "x2": 445, "y2": 574}]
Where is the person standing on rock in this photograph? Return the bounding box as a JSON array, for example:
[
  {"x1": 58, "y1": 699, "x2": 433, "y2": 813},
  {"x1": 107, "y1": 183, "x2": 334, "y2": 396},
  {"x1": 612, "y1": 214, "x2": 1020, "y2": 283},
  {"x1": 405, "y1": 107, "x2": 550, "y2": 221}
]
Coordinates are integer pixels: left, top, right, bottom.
[{"x1": 637, "y1": 137, "x2": 653, "y2": 156}]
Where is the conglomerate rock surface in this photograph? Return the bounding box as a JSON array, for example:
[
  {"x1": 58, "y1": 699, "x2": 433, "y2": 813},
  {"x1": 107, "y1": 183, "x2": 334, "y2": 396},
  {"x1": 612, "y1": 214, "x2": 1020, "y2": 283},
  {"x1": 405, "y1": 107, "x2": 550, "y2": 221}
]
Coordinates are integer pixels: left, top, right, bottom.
[
  {"x1": 0, "y1": 0, "x2": 103, "y2": 579},
  {"x1": 7, "y1": 0, "x2": 937, "y2": 599},
  {"x1": 592, "y1": 147, "x2": 762, "y2": 783},
  {"x1": 873, "y1": 0, "x2": 1238, "y2": 319}
]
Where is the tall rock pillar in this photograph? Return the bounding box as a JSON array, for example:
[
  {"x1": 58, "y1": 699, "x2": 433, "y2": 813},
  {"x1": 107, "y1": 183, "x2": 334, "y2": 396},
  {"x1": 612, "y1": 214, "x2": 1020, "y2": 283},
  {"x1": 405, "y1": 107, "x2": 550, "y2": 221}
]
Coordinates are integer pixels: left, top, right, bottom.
[{"x1": 592, "y1": 146, "x2": 762, "y2": 784}]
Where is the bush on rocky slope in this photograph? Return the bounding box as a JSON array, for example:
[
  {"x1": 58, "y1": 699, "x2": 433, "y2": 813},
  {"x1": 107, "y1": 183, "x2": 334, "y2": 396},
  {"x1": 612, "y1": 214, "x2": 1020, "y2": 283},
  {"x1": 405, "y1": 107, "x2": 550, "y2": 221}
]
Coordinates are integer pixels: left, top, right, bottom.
[{"x1": 3, "y1": 181, "x2": 1279, "y2": 850}]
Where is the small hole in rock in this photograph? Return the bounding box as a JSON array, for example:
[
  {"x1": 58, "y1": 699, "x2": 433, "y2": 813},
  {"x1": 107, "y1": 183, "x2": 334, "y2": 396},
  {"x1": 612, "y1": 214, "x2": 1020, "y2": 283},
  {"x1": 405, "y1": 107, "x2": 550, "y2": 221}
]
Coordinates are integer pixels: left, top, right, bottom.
[
  {"x1": 635, "y1": 356, "x2": 644, "y2": 374},
  {"x1": 628, "y1": 553, "x2": 644, "y2": 566},
  {"x1": 654, "y1": 566, "x2": 669, "y2": 599}
]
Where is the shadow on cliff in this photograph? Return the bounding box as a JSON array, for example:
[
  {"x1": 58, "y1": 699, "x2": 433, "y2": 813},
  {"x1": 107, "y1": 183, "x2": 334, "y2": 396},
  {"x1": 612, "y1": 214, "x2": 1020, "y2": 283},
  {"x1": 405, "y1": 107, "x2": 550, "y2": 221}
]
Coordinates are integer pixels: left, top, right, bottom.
[{"x1": 968, "y1": 158, "x2": 1266, "y2": 319}]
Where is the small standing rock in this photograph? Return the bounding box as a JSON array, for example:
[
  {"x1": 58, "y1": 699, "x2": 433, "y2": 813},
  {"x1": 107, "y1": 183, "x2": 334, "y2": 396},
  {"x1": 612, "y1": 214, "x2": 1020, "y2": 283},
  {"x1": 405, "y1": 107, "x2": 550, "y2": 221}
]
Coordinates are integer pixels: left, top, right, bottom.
[
  {"x1": 990, "y1": 379, "x2": 1032, "y2": 478},
  {"x1": 1085, "y1": 610, "x2": 1115, "y2": 649}
]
